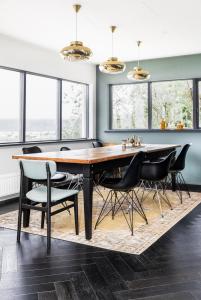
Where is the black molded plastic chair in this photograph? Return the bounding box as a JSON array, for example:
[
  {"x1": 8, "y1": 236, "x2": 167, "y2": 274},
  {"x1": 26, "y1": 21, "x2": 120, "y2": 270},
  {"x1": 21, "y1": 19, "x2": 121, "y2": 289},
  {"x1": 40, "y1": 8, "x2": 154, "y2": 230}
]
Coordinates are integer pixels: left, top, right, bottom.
[
  {"x1": 169, "y1": 144, "x2": 191, "y2": 203},
  {"x1": 60, "y1": 146, "x2": 71, "y2": 151},
  {"x1": 92, "y1": 141, "x2": 103, "y2": 148},
  {"x1": 22, "y1": 146, "x2": 66, "y2": 183},
  {"x1": 95, "y1": 152, "x2": 147, "y2": 235},
  {"x1": 140, "y1": 151, "x2": 176, "y2": 217},
  {"x1": 17, "y1": 160, "x2": 79, "y2": 253}
]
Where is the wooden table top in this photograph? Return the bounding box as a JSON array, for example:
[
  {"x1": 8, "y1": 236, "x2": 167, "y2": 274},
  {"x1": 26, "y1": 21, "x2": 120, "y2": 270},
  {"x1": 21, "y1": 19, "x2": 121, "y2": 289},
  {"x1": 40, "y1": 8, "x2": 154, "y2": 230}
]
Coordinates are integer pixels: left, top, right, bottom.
[{"x1": 12, "y1": 144, "x2": 180, "y2": 165}]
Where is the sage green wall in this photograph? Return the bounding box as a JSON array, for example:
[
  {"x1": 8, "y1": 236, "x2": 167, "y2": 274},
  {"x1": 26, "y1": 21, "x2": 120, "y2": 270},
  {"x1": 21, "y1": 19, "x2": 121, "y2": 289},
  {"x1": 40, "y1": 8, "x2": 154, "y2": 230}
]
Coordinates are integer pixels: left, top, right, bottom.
[{"x1": 96, "y1": 54, "x2": 201, "y2": 185}]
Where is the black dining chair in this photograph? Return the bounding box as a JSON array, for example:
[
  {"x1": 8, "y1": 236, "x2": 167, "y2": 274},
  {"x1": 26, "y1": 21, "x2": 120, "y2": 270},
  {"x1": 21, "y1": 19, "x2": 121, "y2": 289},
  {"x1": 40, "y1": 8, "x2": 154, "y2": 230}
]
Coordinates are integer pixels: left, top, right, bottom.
[
  {"x1": 140, "y1": 151, "x2": 176, "y2": 218},
  {"x1": 92, "y1": 141, "x2": 103, "y2": 148},
  {"x1": 95, "y1": 152, "x2": 147, "y2": 235},
  {"x1": 169, "y1": 144, "x2": 191, "y2": 203},
  {"x1": 60, "y1": 146, "x2": 83, "y2": 190},
  {"x1": 60, "y1": 146, "x2": 71, "y2": 151},
  {"x1": 22, "y1": 146, "x2": 67, "y2": 184},
  {"x1": 17, "y1": 159, "x2": 79, "y2": 253}
]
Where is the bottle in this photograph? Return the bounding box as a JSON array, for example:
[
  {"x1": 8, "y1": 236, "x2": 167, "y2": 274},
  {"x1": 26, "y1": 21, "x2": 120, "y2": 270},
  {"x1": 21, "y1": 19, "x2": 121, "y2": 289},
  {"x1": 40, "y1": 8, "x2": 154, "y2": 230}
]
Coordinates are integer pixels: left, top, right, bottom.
[
  {"x1": 121, "y1": 140, "x2": 127, "y2": 151},
  {"x1": 160, "y1": 118, "x2": 166, "y2": 130}
]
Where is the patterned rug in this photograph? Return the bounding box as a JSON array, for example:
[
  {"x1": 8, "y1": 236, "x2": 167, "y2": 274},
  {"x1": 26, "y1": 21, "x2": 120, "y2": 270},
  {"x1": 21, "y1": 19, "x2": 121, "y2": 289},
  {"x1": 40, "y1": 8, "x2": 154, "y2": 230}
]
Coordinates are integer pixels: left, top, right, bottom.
[{"x1": 0, "y1": 187, "x2": 200, "y2": 255}]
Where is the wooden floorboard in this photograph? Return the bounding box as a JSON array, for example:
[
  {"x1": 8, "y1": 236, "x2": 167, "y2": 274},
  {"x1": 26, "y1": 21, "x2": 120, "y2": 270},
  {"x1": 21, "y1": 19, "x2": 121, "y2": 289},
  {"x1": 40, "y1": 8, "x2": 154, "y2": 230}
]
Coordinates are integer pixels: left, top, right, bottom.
[{"x1": 1, "y1": 202, "x2": 201, "y2": 299}]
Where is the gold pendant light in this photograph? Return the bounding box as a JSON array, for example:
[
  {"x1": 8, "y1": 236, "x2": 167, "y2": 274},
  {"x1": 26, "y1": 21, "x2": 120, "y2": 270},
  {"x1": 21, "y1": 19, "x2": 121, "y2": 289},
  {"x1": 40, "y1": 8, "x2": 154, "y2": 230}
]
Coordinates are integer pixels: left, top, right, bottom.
[
  {"x1": 60, "y1": 4, "x2": 92, "y2": 61},
  {"x1": 127, "y1": 41, "x2": 150, "y2": 81},
  {"x1": 99, "y1": 26, "x2": 126, "y2": 74}
]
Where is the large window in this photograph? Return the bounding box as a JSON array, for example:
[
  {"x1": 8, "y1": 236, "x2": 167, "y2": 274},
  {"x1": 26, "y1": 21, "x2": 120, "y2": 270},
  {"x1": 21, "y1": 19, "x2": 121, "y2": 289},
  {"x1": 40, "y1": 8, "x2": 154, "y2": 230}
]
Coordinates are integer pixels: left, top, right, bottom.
[
  {"x1": 26, "y1": 74, "x2": 58, "y2": 141},
  {"x1": 62, "y1": 81, "x2": 87, "y2": 139},
  {"x1": 0, "y1": 67, "x2": 89, "y2": 145},
  {"x1": 152, "y1": 80, "x2": 193, "y2": 129},
  {"x1": 110, "y1": 79, "x2": 195, "y2": 130},
  {"x1": 0, "y1": 69, "x2": 21, "y2": 143},
  {"x1": 111, "y1": 84, "x2": 148, "y2": 129},
  {"x1": 199, "y1": 81, "x2": 201, "y2": 127}
]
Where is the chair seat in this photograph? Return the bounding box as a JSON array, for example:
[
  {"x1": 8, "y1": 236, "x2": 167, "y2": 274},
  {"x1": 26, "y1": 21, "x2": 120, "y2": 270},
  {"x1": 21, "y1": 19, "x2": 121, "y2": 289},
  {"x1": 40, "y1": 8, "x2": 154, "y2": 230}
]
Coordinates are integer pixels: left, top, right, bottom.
[
  {"x1": 26, "y1": 186, "x2": 78, "y2": 203},
  {"x1": 51, "y1": 173, "x2": 66, "y2": 182},
  {"x1": 101, "y1": 177, "x2": 123, "y2": 190}
]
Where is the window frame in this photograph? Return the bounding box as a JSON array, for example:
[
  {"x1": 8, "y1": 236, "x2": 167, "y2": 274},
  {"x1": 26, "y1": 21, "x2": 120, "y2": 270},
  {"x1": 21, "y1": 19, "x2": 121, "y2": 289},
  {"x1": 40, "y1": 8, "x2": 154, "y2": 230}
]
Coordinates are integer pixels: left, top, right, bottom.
[
  {"x1": 0, "y1": 66, "x2": 90, "y2": 146},
  {"x1": 109, "y1": 78, "x2": 200, "y2": 132}
]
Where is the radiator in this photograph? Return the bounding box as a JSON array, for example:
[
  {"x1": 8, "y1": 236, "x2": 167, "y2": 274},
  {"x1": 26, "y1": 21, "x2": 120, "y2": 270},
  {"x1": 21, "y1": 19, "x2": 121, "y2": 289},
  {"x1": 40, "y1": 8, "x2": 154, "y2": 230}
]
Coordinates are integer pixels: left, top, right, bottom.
[{"x1": 0, "y1": 173, "x2": 20, "y2": 199}]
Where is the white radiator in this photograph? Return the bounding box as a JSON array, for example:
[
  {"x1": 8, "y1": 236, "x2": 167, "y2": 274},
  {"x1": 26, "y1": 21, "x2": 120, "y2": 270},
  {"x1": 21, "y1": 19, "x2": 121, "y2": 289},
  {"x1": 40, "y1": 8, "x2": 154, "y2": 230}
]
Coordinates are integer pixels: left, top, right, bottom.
[{"x1": 0, "y1": 173, "x2": 20, "y2": 199}]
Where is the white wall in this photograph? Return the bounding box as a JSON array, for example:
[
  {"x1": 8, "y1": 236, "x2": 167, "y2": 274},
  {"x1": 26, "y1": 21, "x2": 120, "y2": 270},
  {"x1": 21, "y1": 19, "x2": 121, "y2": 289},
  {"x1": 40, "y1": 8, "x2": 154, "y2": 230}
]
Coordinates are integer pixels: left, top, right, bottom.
[{"x1": 0, "y1": 34, "x2": 96, "y2": 195}]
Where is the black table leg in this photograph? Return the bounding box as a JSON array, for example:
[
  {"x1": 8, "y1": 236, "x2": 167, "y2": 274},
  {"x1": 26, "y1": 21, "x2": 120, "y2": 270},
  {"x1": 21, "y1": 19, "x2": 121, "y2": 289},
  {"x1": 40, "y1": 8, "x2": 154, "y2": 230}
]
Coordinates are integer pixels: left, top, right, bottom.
[
  {"x1": 82, "y1": 165, "x2": 93, "y2": 240},
  {"x1": 23, "y1": 178, "x2": 32, "y2": 227}
]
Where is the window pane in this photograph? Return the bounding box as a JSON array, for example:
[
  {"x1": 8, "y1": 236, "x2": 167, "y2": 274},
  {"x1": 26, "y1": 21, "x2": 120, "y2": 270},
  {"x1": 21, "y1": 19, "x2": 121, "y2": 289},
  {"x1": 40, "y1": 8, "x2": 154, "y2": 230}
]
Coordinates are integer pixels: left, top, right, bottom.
[
  {"x1": 199, "y1": 82, "x2": 201, "y2": 126},
  {"x1": 26, "y1": 74, "x2": 58, "y2": 141},
  {"x1": 62, "y1": 81, "x2": 87, "y2": 139},
  {"x1": 0, "y1": 68, "x2": 21, "y2": 143},
  {"x1": 112, "y1": 84, "x2": 148, "y2": 129},
  {"x1": 152, "y1": 80, "x2": 193, "y2": 129}
]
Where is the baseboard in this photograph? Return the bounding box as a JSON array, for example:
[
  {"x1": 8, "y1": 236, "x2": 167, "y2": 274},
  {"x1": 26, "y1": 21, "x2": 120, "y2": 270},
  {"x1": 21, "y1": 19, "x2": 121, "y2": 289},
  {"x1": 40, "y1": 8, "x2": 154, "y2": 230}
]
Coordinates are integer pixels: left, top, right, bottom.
[
  {"x1": 0, "y1": 195, "x2": 19, "y2": 207},
  {"x1": 184, "y1": 184, "x2": 201, "y2": 193}
]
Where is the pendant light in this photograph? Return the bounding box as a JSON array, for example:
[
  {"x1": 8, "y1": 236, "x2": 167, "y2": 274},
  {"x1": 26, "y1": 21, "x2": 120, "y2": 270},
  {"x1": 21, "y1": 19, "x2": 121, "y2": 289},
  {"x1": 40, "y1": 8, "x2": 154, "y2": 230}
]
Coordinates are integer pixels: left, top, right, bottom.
[
  {"x1": 99, "y1": 26, "x2": 126, "y2": 74},
  {"x1": 60, "y1": 4, "x2": 92, "y2": 61},
  {"x1": 127, "y1": 41, "x2": 150, "y2": 81}
]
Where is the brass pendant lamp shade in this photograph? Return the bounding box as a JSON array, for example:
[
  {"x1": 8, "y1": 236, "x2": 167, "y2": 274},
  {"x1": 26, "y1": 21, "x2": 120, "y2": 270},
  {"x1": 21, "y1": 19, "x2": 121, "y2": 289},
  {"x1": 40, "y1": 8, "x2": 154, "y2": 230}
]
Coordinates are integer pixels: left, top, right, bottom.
[
  {"x1": 127, "y1": 41, "x2": 150, "y2": 81},
  {"x1": 99, "y1": 26, "x2": 126, "y2": 74},
  {"x1": 60, "y1": 4, "x2": 92, "y2": 61}
]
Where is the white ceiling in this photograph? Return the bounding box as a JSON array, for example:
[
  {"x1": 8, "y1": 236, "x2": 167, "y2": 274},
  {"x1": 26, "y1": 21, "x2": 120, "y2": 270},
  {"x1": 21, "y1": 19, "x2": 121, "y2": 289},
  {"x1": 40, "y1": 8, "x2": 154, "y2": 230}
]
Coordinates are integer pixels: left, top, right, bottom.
[{"x1": 0, "y1": 0, "x2": 201, "y2": 64}]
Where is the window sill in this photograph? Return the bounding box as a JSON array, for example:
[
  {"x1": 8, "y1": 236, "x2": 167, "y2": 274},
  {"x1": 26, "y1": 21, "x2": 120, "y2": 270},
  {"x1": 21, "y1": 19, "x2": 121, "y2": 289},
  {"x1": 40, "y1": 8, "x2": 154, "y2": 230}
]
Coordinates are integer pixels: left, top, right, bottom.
[
  {"x1": 105, "y1": 129, "x2": 201, "y2": 133},
  {"x1": 0, "y1": 138, "x2": 96, "y2": 148}
]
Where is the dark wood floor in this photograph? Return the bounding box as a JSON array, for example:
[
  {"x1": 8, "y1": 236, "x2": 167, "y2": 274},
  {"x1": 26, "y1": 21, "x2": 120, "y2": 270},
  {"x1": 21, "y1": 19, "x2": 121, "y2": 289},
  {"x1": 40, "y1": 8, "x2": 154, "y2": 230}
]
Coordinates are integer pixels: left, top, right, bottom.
[{"x1": 1, "y1": 201, "x2": 201, "y2": 299}]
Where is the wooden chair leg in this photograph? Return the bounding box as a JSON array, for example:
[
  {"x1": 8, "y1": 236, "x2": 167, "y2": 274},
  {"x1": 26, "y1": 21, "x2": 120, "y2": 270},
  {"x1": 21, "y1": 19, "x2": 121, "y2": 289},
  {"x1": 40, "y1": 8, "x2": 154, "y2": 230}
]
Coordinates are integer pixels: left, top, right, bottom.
[
  {"x1": 17, "y1": 197, "x2": 23, "y2": 243},
  {"x1": 41, "y1": 203, "x2": 46, "y2": 229},
  {"x1": 74, "y1": 195, "x2": 79, "y2": 235},
  {"x1": 46, "y1": 206, "x2": 51, "y2": 254}
]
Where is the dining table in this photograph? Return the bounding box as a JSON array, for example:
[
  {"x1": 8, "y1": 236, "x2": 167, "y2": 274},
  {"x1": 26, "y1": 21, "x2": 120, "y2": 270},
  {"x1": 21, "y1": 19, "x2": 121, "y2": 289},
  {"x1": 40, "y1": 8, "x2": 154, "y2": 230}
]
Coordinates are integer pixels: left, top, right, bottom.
[{"x1": 13, "y1": 143, "x2": 180, "y2": 240}]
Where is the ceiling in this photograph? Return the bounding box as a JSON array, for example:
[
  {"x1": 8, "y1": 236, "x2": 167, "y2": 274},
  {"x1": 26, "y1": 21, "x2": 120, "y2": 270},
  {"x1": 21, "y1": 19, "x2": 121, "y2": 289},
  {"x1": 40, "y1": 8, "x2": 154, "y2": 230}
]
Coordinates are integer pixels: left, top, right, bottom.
[{"x1": 0, "y1": 0, "x2": 201, "y2": 64}]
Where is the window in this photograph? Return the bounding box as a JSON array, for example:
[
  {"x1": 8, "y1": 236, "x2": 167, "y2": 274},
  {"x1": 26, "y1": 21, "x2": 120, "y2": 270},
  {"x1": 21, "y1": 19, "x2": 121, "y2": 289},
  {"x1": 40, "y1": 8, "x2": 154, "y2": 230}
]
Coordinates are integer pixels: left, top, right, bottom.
[
  {"x1": 26, "y1": 74, "x2": 58, "y2": 141},
  {"x1": 0, "y1": 69, "x2": 21, "y2": 143},
  {"x1": 111, "y1": 84, "x2": 148, "y2": 129},
  {"x1": 199, "y1": 81, "x2": 201, "y2": 127},
  {"x1": 152, "y1": 80, "x2": 193, "y2": 129},
  {"x1": 62, "y1": 81, "x2": 88, "y2": 139}
]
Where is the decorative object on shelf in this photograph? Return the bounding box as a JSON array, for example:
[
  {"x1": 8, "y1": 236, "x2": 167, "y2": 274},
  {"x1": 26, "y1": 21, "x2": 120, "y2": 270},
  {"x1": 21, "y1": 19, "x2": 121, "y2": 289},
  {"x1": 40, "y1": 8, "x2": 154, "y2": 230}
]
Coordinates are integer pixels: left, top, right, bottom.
[
  {"x1": 160, "y1": 118, "x2": 168, "y2": 130},
  {"x1": 127, "y1": 41, "x2": 150, "y2": 81},
  {"x1": 60, "y1": 4, "x2": 92, "y2": 61},
  {"x1": 99, "y1": 26, "x2": 126, "y2": 74},
  {"x1": 176, "y1": 121, "x2": 184, "y2": 130}
]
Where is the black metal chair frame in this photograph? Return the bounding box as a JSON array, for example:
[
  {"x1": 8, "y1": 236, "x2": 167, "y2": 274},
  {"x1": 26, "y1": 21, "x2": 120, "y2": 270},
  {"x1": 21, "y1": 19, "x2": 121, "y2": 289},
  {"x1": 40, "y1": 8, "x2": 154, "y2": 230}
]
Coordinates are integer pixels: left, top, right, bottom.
[
  {"x1": 17, "y1": 161, "x2": 79, "y2": 253},
  {"x1": 139, "y1": 151, "x2": 176, "y2": 217},
  {"x1": 94, "y1": 152, "x2": 148, "y2": 235}
]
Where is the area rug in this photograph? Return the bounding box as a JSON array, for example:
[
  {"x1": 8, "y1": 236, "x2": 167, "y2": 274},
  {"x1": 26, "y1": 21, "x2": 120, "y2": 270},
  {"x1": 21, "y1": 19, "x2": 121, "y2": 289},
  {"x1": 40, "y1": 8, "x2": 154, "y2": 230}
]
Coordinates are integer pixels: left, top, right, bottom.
[{"x1": 0, "y1": 188, "x2": 200, "y2": 255}]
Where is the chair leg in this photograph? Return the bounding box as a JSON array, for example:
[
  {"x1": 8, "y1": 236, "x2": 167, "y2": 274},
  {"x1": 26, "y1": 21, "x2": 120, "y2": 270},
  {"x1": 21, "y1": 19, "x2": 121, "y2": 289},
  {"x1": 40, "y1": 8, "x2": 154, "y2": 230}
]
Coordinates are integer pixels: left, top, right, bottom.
[
  {"x1": 155, "y1": 184, "x2": 164, "y2": 218},
  {"x1": 74, "y1": 195, "x2": 79, "y2": 235},
  {"x1": 17, "y1": 196, "x2": 23, "y2": 243},
  {"x1": 41, "y1": 203, "x2": 46, "y2": 229},
  {"x1": 46, "y1": 205, "x2": 51, "y2": 254},
  {"x1": 180, "y1": 172, "x2": 191, "y2": 198}
]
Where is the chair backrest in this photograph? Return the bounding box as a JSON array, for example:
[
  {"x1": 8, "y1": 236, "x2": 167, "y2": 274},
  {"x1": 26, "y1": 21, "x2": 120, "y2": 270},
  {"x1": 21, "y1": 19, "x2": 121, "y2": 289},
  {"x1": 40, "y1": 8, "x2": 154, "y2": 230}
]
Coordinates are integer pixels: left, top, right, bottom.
[
  {"x1": 22, "y1": 146, "x2": 42, "y2": 154},
  {"x1": 141, "y1": 151, "x2": 176, "y2": 181},
  {"x1": 171, "y1": 144, "x2": 191, "y2": 171},
  {"x1": 118, "y1": 151, "x2": 145, "y2": 189},
  {"x1": 20, "y1": 160, "x2": 56, "y2": 180},
  {"x1": 60, "y1": 146, "x2": 71, "y2": 151},
  {"x1": 92, "y1": 141, "x2": 103, "y2": 148}
]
